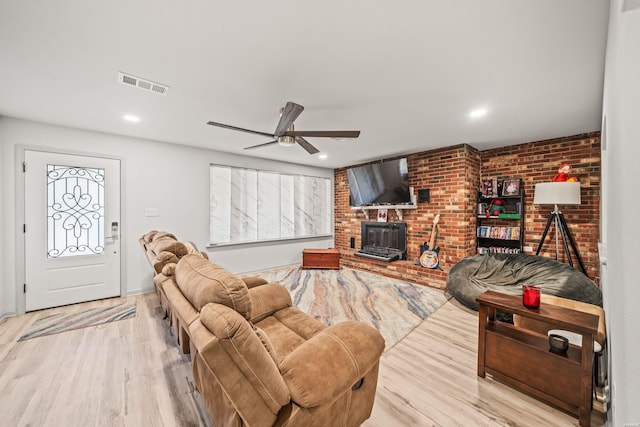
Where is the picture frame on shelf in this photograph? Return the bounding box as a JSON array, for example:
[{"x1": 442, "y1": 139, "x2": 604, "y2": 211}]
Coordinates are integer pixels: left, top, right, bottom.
[
  {"x1": 501, "y1": 178, "x2": 521, "y2": 197},
  {"x1": 377, "y1": 208, "x2": 388, "y2": 222},
  {"x1": 482, "y1": 179, "x2": 498, "y2": 197}
]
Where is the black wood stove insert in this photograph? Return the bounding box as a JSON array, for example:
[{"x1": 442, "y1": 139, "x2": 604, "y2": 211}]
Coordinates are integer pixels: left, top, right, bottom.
[{"x1": 355, "y1": 221, "x2": 407, "y2": 262}]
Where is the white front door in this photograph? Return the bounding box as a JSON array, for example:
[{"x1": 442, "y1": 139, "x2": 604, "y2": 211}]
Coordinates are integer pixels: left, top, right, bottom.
[{"x1": 24, "y1": 150, "x2": 121, "y2": 311}]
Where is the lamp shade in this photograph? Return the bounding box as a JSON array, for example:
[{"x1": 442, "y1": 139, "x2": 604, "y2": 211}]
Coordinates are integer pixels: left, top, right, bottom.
[{"x1": 533, "y1": 182, "x2": 581, "y2": 205}]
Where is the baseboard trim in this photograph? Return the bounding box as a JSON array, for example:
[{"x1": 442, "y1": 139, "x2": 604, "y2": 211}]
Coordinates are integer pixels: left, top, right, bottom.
[{"x1": 0, "y1": 311, "x2": 18, "y2": 321}]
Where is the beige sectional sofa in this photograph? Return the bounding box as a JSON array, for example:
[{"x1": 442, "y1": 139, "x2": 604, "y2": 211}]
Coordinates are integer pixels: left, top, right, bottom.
[
  {"x1": 139, "y1": 232, "x2": 385, "y2": 427},
  {"x1": 139, "y1": 231, "x2": 267, "y2": 353},
  {"x1": 139, "y1": 230, "x2": 205, "y2": 314}
]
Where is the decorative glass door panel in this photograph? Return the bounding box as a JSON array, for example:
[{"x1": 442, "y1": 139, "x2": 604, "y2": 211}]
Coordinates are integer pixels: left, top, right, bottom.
[{"x1": 47, "y1": 165, "x2": 105, "y2": 258}]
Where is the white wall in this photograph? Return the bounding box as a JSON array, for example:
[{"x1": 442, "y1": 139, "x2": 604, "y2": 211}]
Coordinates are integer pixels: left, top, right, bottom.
[
  {"x1": 601, "y1": 1, "x2": 640, "y2": 425},
  {"x1": 0, "y1": 126, "x2": 6, "y2": 317},
  {"x1": 0, "y1": 117, "x2": 333, "y2": 317}
]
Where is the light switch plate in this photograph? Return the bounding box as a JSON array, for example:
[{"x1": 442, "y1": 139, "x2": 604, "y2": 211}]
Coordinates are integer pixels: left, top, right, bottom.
[{"x1": 145, "y1": 208, "x2": 159, "y2": 217}]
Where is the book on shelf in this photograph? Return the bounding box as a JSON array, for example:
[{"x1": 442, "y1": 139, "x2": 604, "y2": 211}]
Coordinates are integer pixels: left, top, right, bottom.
[
  {"x1": 476, "y1": 226, "x2": 520, "y2": 240},
  {"x1": 477, "y1": 247, "x2": 522, "y2": 255}
]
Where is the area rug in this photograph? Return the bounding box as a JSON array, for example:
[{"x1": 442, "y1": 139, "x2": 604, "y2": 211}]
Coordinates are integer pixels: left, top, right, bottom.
[
  {"x1": 245, "y1": 266, "x2": 450, "y2": 351},
  {"x1": 18, "y1": 301, "x2": 136, "y2": 342}
]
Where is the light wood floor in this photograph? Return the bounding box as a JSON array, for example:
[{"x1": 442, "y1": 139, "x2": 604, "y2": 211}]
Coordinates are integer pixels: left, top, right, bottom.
[
  {"x1": 0, "y1": 293, "x2": 605, "y2": 426},
  {"x1": 365, "y1": 299, "x2": 605, "y2": 427}
]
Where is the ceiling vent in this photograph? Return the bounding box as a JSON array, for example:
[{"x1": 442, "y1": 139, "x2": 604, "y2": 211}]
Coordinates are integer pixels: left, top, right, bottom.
[{"x1": 118, "y1": 72, "x2": 169, "y2": 95}]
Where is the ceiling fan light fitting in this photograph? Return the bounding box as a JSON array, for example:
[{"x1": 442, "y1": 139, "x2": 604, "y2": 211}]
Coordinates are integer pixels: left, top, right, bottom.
[
  {"x1": 278, "y1": 135, "x2": 296, "y2": 147},
  {"x1": 207, "y1": 101, "x2": 359, "y2": 155}
]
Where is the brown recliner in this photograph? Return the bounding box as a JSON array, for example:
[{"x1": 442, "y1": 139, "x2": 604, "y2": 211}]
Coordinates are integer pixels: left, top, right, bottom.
[
  {"x1": 139, "y1": 230, "x2": 206, "y2": 314},
  {"x1": 179, "y1": 255, "x2": 385, "y2": 427},
  {"x1": 159, "y1": 254, "x2": 269, "y2": 354}
]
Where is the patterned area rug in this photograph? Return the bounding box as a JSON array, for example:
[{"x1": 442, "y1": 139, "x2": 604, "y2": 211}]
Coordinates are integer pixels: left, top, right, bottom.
[
  {"x1": 18, "y1": 301, "x2": 136, "y2": 341},
  {"x1": 246, "y1": 266, "x2": 450, "y2": 351}
]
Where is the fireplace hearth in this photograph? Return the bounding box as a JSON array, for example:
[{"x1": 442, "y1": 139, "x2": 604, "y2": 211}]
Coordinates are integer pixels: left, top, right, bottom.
[{"x1": 355, "y1": 222, "x2": 407, "y2": 262}]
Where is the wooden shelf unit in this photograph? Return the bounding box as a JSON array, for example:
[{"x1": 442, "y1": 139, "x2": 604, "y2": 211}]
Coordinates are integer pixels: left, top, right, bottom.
[{"x1": 476, "y1": 179, "x2": 525, "y2": 254}]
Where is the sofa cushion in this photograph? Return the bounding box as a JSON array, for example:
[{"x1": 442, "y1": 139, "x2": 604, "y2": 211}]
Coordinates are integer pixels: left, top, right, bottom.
[
  {"x1": 175, "y1": 254, "x2": 252, "y2": 318},
  {"x1": 254, "y1": 327, "x2": 279, "y2": 366},
  {"x1": 164, "y1": 279, "x2": 200, "y2": 327},
  {"x1": 199, "y1": 303, "x2": 290, "y2": 415},
  {"x1": 156, "y1": 250, "x2": 179, "y2": 265},
  {"x1": 254, "y1": 307, "x2": 326, "y2": 362},
  {"x1": 279, "y1": 321, "x2": 385, "y2": 408},
  {"x1": 184, "y1": 241, "x2": 201, "y2": 255},
  {"x1": 249, "y1": 283, "x2": 293, "y2": 323},
  {"x1": 142, "y1": 230, "x2": 159, "y2": 242},
  {"x1": 150, "y1": 238, "x2": 188, "y2": 257},
  {"x1": 242, "y1": 276, "x2": 269, "y2": 289},
  {"x1": 152, "y1": 231, "x2": 177, "y2": 241}
]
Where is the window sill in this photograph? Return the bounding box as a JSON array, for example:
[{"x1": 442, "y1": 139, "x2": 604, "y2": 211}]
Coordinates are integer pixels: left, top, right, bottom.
[{"x1": 207, "y1": 234, "x2": 333, "y2": 249}]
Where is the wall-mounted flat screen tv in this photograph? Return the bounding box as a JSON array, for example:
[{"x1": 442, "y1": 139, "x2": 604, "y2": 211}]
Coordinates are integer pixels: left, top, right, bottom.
[{"x1": 347, "y1": 158, "x2": 411, "y2": 206}]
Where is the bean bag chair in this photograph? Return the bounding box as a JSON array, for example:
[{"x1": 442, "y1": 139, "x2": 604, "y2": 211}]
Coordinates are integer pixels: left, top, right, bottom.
[{"x1": 446, "y1": 254, "x2": 602, "y2": 313}]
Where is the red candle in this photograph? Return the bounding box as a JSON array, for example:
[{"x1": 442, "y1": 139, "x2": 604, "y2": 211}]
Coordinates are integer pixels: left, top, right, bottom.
[{"x1": 522, "y1": 285, "x2": 541, "y2": 308}]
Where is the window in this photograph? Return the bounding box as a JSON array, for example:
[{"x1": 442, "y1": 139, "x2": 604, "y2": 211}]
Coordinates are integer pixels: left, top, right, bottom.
[
  {"x1": 47, "y1": 165, "x2": 105, "y2": 257},
  {"x1": 209, "y1": 165, "x2": 332, "y2": 245}
]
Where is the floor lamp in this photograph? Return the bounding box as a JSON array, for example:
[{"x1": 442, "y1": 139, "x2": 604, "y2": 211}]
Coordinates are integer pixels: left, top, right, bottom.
[{"x1": 533, "y1": 182, "x2": 587, "y2": 275}]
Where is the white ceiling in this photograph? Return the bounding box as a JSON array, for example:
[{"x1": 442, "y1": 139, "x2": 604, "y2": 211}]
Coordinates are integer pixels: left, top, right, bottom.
[{"x1": 0, "y1": 1, "x2": 610, "y2": 169}]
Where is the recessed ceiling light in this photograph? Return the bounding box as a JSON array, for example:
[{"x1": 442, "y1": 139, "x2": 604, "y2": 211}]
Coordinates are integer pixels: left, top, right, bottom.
[
  {"x1": 469, "y1": 108, "x2": 488, "y2": 119},
  {"x1": 319, "y1": 154, "x2": 328, "y2": 160},
  {"x1": 123, "y1": 114, "x2": 140, "y2": 123}
]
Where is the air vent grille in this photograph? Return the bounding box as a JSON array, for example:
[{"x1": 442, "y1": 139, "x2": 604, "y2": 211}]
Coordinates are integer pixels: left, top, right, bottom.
[
  {"x1": 118, "y1": 72, "x2": 169, "y2": 95},
  {"x1": 151, "y1": 84, "x2": 167, "y2": 95}
]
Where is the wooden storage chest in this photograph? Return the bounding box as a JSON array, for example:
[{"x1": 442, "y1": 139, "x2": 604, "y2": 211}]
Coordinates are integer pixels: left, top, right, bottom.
[{"x1": 302, "y1": 248, "x2": 340, "y2": 269}]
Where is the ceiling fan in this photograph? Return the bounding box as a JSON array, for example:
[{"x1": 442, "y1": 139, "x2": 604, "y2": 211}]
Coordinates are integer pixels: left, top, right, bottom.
[{"x1": 206, "y1": 101, "x2": 360, "y2": 155}]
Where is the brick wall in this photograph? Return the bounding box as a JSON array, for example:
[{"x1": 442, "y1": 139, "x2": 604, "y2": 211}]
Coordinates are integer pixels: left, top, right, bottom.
[
  {"x1": 335, "y1": 144, "x2": 481, "y2": 289},
  {"x1": 481, "y1": 133, "x2": 601, "y2": 282},
  {"x1": 334, "y1": 132, "x2": 601, "y2": 289}
]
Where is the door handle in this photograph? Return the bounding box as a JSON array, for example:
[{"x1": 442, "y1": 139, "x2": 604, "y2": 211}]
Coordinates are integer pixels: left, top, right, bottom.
[{"x1": 106, "y1": 221, "x2": 119, "y2": 241}]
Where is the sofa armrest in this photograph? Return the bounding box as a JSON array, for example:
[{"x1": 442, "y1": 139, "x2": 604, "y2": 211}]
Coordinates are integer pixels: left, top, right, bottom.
[
  {"x1": 242, "y1": 276, "x2": 269, "y2": 289},
  {"x1": 249, "y1": 283, "x2": 292, "y2": 323},
  {"x1": 279, "y1": 321, "x2": 385, "y2": 407},
  {"x1": 151, "y1": 251, "x2": 179, "y2": 274},
  {"x1": 164, "y1": 279, "x2": 200, "y2": 328},
  {"x1": 161, "y1": 262, "x2": 177, "y2": 277},
  {"x1": 151, "y1": 263, "x2": 177, "y2": 288}
]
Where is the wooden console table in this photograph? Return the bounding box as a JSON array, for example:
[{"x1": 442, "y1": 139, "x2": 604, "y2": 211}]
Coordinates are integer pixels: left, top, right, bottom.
[
  {"x1": 476, "y1": 291, "x2": 599, "y2": 427},
  {"x1": 302, "y1": 248, "x2": 340, "y2": 270}
]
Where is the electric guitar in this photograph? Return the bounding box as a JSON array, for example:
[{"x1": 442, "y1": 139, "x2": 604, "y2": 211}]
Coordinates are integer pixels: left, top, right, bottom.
[{"x1": 419, "y1": 214, "x2": 440, "y2": 269}]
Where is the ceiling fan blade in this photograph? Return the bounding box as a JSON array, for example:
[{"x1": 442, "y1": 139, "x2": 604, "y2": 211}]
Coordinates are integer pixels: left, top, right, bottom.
[
  {"x1": 207, "y1": 121, "x2": 274, "y2": 138},
  {"x1": 295, "y1": 137, "x2": 320, "y2": 155},
  {"x1": 274, "y1": 102, "x2": 304, "y2": 137},
  {"x1": 283, "y1": 130, "x2": 360, "y2": 138},
  {"x1": 243, "y1": 140, "x2": 278, "y2": 150}
]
